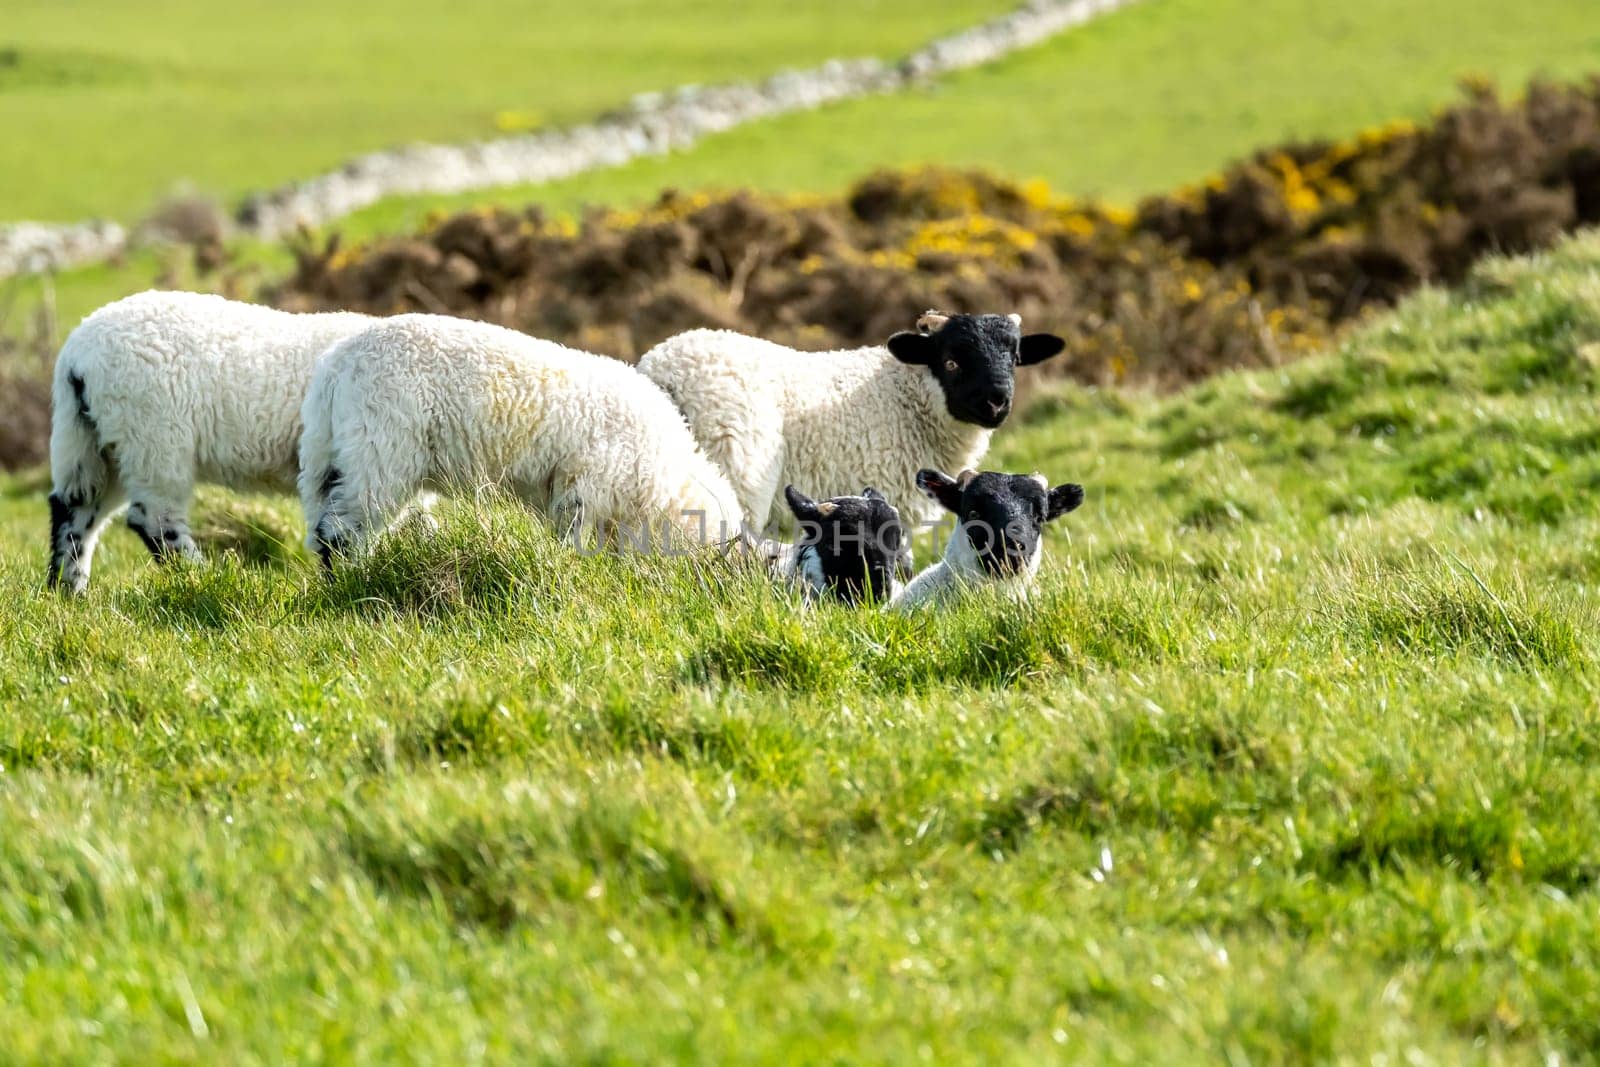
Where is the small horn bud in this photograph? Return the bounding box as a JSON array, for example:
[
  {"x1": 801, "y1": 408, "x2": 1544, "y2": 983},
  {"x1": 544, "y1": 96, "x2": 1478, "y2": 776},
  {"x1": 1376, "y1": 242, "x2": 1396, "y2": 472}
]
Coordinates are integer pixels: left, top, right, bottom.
[{"x1": 916, "y1": 310, "x2": 950, "y2": 334}]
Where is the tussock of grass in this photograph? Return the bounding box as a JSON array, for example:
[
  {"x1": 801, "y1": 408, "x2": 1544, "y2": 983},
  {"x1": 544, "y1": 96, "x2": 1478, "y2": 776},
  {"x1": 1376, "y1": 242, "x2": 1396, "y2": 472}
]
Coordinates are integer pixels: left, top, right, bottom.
[{"x1": 341, "y1": 775, "x2": 783, "y2": 945}]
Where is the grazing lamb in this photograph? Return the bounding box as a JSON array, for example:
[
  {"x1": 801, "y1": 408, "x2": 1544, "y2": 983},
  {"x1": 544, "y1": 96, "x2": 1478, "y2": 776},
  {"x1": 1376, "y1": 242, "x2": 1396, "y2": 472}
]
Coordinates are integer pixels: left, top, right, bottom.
[
  {"x1": 299, "y1": 314, "x2": 745, "y2": 565},
  {"x1": 768, "y1": 485, "x2": 910, "y2": 605},
  {"x1": 46, "y1": 290, "x2": 375, "y2": 593},
  {"x1": 636, "y1": 311, "x2": 1065, "y2": 532},
  {"x1": 890, "y1": 468, "x2": 1083, "y2": 611}
]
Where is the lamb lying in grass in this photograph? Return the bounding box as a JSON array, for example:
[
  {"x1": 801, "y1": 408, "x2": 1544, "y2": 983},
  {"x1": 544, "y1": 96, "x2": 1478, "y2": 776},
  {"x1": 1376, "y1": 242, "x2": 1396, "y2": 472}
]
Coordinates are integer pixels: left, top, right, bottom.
[
  {"x1": 299, "y1": 314, "x2": 746, "y2": 565},
  {"x1": 890, "y1": 468, "x2": 1083, "y2": 611},
  {"x1": 47, "y1": 291, "x2": 374, "y2": 593},
  {"x1": 768, "y1": 485, "x2": 910, "y2": 605}
]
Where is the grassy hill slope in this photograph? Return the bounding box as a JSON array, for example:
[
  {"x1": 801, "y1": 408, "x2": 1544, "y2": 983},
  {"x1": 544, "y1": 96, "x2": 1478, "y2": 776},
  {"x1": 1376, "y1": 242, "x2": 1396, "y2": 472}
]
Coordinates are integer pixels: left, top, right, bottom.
[
  {"x1": 346, "y1": 0, "x2": 1600, "y2": 234},
  {"x1": 1, "y1": 232, "x2": 1598, "y2": 1059}
]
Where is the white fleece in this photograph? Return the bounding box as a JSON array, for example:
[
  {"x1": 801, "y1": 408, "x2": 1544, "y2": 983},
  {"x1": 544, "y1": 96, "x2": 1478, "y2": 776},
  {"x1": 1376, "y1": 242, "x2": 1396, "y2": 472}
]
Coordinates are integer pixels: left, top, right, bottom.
[
  {"x1": 47, "y1": 290, "x2": 374, "y2": 592},
  {"x1": 298, "y1": 314, "x2": 745, "y2": 557},
  {"x1": 636, "y1": 329, "x2": 992, "y2": 532}
]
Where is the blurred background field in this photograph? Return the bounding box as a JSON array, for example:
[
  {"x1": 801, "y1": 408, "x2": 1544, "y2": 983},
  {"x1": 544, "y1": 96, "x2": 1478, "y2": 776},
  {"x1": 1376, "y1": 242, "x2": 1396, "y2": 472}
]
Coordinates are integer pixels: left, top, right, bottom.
[
  {"x1": 3, "y1": 0, "x2": 1597, "y2": 229},
  {"x1": 1, "y1": 0, "x2": 1018, "y2": 222}
]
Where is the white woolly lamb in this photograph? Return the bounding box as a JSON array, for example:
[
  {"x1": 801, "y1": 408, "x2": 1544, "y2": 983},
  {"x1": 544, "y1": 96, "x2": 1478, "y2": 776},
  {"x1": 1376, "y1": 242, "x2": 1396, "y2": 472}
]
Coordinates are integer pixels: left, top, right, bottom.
[
  {"x1": 298, "y1": 314, "x2": 745, "y2": 564},
  {"x1": 47, "y1": 290, "x2": 375, "y2": 593},
  {"x1": 636, "y1": 311, "x2": 1065, "y2": 533},
  {"x1": 890, "y1": 468, "x2": 1083, "y2": 611}
]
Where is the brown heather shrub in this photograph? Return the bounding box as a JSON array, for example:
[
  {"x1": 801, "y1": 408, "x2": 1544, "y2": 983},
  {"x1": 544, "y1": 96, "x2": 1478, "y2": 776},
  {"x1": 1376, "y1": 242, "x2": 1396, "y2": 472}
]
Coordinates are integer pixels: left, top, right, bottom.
[
  {"x1": 1138, "y1": 78, "x2": 1600, "y2": 316},
  {"x1": 0, "y1": 308, "x2": 54, "y2": 471},
  {"x1": 275, "y1": 182, "x2": 1326, "y2": 387}
]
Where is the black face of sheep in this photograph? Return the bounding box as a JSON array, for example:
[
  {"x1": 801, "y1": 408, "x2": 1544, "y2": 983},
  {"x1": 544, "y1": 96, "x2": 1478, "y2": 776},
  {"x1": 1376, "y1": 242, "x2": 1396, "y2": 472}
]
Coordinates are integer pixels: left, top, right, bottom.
[
  {"x1": 886, "y1": 312, "x2": 1065, "y2": 429},
  {"x1": 917, "y1": 468, "x2": 1084, "y2": 577},
  {"x1": 784, "y1": 485, "x2": 909, "y2": 605}
]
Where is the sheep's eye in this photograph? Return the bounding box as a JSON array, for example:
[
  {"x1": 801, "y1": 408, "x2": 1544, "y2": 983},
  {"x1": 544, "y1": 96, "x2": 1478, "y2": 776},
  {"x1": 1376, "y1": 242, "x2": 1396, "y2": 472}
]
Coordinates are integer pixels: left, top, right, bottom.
[{"x1": 944, "y1": 359, "x2": 960, "y2": 374}]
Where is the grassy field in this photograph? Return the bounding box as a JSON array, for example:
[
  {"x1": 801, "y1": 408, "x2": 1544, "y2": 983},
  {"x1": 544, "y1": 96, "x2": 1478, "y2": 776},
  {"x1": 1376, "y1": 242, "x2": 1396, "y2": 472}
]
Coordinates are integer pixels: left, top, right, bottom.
[
  {"x1": 0, "y1": 0, "x2": 1015, "y2": 222},
  {"x1": 3, "y1": 231, "x2": 1599, "y2": 1059},
  {"x1": 343, "y1": 0, "x2": 1600, "y2": 234}
]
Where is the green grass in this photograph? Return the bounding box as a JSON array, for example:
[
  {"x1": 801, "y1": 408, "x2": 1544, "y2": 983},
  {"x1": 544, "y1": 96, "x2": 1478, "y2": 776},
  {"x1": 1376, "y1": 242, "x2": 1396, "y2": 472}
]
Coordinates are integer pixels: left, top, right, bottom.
[
  {"x1": 342, "y1": 0, "x2": 1600, "y2": 234},
  {"x1": 4, "y1": 230, "x2": 1600, "y2": 1059},
  {"x1": 0, "y1": 0, "x2": 1015, "y2": 223}
]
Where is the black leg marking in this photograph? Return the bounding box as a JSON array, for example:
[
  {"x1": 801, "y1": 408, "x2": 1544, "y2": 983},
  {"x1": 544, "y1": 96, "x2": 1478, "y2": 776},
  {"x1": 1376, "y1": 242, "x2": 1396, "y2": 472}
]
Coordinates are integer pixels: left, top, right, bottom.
[
  {"x1": 47, "y1": 492, "x2": 71, "y2": 589},
  {"x1": 127, "y1": 513, "x2": 165, "y2": 560},
  {"x1": 313, "y1": 517, "x2": 348, "y2": 573}
]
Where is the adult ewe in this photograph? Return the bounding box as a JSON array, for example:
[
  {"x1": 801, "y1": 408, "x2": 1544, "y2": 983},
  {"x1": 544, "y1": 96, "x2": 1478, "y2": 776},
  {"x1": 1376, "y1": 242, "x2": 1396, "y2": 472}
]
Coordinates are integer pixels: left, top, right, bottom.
[
  {"x1": 47, "y1": 290, "x2": 374, "y2": 593},
  {"x1": 636, "y1": 311, "x2": 1065, "y2": 533},
  {"x1": 890, "y1": 468, "x2": 1083, "y2": 611},
  {"x1": 299, "y1": 315, "x2": 745, "y2": 565}
]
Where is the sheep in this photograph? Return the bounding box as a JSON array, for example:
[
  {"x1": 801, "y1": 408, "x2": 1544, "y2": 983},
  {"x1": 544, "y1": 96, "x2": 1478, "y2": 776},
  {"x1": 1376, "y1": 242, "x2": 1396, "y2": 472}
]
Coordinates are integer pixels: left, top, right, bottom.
[
  {"x1": 636, "y1": 311, "x2": 1065, "y2": 534},
  {"x1": 889, "y1": 468, "x2": 1083, "y2": 611},
  {"x1": 298, "y1": 314, "x2": 746, "y2": 565},
  {"x1": 46, "y1": 290, "x2": 375, "y2": 594},
  {"x1": 766, "y1": 485, "x2": 910, "y2": 605}
]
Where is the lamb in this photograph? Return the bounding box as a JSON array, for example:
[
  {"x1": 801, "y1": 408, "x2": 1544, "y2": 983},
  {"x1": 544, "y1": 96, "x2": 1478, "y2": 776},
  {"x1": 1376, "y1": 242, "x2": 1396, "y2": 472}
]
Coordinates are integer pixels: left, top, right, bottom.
[
  {"x1": 768, "y1": 485, "x2": 910, "y2": 605},
  {"x1": 46, "y1": 290, "x2": 375, "y2": 593},
  {"x1": 298, "y1": 314, "x2": 746, "y2": 565},
  {"x1": 889, "y1": 468, "x2": 1083, "y2": 611},
  {"x1": 636, "y1": 311, "x2": 1065, "y2": 533}
]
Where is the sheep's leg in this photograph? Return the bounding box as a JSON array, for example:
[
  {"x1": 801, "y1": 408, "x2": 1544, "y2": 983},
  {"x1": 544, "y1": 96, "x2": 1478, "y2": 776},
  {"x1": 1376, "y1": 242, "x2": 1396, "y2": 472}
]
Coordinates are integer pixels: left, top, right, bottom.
[
  {"x1": 393, "y1": 491, "x2": 441, "y2": 534},
  {"x1": 313, "y1": 465, "x2": 418, "y2": 569},
  {"x1": 49, "y1": 476, "x2": 126, "y2": 595},
  {"x1": 550, "y1": 489, "x2": 586, "y2": 544},
  {"x1": 124, "y1": 488, "x2": 201, "y2": 567}
]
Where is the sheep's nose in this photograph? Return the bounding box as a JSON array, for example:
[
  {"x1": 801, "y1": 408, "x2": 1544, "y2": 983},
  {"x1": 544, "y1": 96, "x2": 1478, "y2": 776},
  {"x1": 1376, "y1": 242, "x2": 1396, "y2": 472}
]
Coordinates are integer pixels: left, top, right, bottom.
[{"x1": 987, "y1": 397, "x2": 1011, "y2": 418}]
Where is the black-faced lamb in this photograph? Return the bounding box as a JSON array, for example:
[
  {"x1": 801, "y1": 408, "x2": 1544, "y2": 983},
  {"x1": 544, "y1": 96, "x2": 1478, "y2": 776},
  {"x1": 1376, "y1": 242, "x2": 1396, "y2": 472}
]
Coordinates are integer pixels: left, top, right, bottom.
[{"x1": 890, "y1": 468, "x2": 1083, "y2": 611}]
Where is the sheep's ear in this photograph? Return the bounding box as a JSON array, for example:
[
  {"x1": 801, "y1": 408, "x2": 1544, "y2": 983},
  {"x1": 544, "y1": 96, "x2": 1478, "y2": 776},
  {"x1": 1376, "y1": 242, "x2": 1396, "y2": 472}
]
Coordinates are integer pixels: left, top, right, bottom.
[
  {"x1": 1018, "y1": 333, "x2": 1066, "y2": 366},
  {"x1": 1046, "y1": 483, "x2": 1085, "y2": 520},
  {"x1": 862, "y1": 486, "x2": 887, "y2": 503},
  {"x1": 887, "y1": 331, "x2": 936, "y2": 366},
  {"x1": 784, "y1": 485, "x2": 820, "y2": 522},
  {"x1": 915, "y1": 469, "x2": 963, "y2": 513}
]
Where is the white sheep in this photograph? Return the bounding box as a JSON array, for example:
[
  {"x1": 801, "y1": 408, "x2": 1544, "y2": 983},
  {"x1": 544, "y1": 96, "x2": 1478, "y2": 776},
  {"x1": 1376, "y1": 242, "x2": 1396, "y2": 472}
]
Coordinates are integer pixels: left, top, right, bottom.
[
  {"x1": 298, "y1": 314, "x2": 745, "y2": 564},
  {"x1": 636, "y1": 311, "x2": 1065, "y2": 534},
  {"x1": 47, "y1": 290, "x2": 375, "y2": 593},
  {"x1": 890, "y1": 468, "x2": 1083, "y2": 611}
]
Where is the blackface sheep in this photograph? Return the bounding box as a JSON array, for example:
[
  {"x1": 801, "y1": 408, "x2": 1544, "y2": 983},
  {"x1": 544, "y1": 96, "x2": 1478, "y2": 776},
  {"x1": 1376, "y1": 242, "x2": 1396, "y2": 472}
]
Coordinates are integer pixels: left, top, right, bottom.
[{"x1": 636, "y1": 311, "x2": 1065, "y2": 533}]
